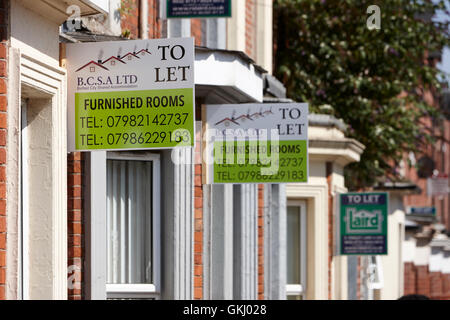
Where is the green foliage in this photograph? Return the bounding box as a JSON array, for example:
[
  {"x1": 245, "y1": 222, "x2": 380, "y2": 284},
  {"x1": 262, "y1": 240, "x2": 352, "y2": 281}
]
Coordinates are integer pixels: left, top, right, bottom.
[
  {"x1": 274, "y1": 0, "x2": 450, "y2": 189},
  {"x1": 122, "y1": 28, "x2": 131, "y2": 38}
]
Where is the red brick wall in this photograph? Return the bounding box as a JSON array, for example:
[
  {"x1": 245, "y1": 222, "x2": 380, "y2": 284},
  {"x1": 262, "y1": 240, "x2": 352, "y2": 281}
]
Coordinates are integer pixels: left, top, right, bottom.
[
  {"x1": 245, "y1": 0, "x2": 256, "y2": 59},
  {"x1": 443, "y1": 273, "x2": 450, "y2": 300},
  {"x1": 194, "y1": 163, "x2": 203, "y2": 299},
  {"x1": 121, "y1": 0, "x2": 140, "y2": 39},
  {"x1": 148, "y1": 0, "x2": 161, "y2": 39},
  {"x1": 403, "y1": 98, "x2": 449, "y2": 231},
  {"x1": 257, "y1": 184, "x2": 264, "y2": 300},
  {"x1": 191, "y1": 19, "x2": 202, "y2": 46},
  {"x1": 404, "y1": 262, "x2": 417, "y2": 295},
  {"x1": 429, "y1": 271, "x2": 443, "y2": 300},
  {"x1": 416, "y1": 265, "x2": 431, "y2": 297},
  {"x1": 67, "y1": 152, "x2": 84, "y2": 300},
  {"x1": 120, "y1": 1, "x2": 202, "y2": 45},
  {"x1": 0, "y1": 0, "x2": 8, "y2": 301},
  {"x1": 121, "y1": 0, "x2": 162, "y2": 39},
  {"x1": 404, "y1": 262, "x2": 450, "y2": 300}
]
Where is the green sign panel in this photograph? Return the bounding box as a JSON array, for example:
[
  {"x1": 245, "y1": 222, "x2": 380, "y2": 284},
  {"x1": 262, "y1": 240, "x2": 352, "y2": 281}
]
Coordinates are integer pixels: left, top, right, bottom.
[
  {"x1": 75, "y1": 88, "x2": 194, "y2": 150},
  {"x1": 338, "y1": 192, "x2": 388, "y2": 255},
  {"x1": 213, "y1": 140, "x2": 307, "y2": 183}
]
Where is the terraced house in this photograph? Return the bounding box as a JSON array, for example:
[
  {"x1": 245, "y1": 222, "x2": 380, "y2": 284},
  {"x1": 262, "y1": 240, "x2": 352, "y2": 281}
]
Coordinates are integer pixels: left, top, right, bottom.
[{"x1": 0, "y1": 0, "x2": 447, "y2": 301}]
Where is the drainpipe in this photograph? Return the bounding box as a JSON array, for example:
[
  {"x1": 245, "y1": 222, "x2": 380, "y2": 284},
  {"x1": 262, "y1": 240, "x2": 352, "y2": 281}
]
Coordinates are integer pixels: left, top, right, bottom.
[{"x1": 140, "y1": 0, "x2": 148, "y2": 39}]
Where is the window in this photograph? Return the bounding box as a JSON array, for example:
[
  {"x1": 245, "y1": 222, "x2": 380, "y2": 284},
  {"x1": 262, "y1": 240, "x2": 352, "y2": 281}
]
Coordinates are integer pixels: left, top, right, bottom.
[
  {"x1": 105, "y1": 152, "x2": 160, "y2": 299},
  {"x1": 286, "y1": 200, "x2": 307, "y2": 300}
]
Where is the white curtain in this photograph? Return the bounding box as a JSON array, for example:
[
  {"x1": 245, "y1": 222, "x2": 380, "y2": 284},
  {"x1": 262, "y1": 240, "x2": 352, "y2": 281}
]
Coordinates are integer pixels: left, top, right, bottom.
[{"x1": 107, "y1": 159, "x2": 153, "y2": 284}]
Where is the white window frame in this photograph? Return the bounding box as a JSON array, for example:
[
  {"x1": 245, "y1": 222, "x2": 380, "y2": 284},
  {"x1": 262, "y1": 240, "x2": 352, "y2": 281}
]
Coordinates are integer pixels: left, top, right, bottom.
[
  {"x1": 105, "y1": 151, "x2": 161, "y2": 300},
  {"x1": 286, "y1": 200, "x2": 307, "y2": 299},
  {"x1": 19, "y1": 99, "x2": 29, "y2": 300}
]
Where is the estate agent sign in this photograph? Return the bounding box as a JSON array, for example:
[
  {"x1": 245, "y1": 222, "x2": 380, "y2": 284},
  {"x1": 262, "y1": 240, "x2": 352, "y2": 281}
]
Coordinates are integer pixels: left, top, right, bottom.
[
  {"x1": 167, "y1": 0, "x2": 231, "y2": 18},
  {"x1": 66, "y1": 38, "x2": 195, "y2": 152},
  {"x1": 205, "y1": 103, "x2": 308, "y2": 184},
  {"x1": 338, "y1": 192, "x2": 388, "y2": 255}
]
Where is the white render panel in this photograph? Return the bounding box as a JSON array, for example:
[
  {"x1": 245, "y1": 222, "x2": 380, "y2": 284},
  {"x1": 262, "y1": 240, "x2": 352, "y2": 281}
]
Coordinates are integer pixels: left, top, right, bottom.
[
  {"x1": 430, "y1": 247, "x2": 444, "y2": 272},
  {"x1": 7, "y1": 46, "x2": 67, "y2": 299},
  {"x1": 226, "y1": 0, "x2": 246, "y2": 52},
  {"x1": 195, "y1": 51, "x2": 263, "y2": 102},
  {"x1": 414, "y1": 243, "x2": 431, "y2": 266},
  {"x1": 11, "y1": 1, "x2": 61, "y2": 67},
  {"x1": 256, "y1": 0, "x2": 273, "y2": 74},
  {"x1": 403, "y1": 234, "x2": 416, "y2": 263},
  {"x1": 443, "y1": 250, "x2": 450, "y2": 274}
]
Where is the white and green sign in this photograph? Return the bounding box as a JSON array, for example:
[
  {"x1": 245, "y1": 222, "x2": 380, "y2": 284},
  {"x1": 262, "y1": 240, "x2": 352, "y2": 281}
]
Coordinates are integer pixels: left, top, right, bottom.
[
  {"x1": 338, "y1": 192, "x2": 388, "y2": 255},
  {"x1": 205, "y1": 103, "x2": 308, "y2": 184},
  {"x1": 66, "y1": 38, "x2": 195, "y2": 151}
]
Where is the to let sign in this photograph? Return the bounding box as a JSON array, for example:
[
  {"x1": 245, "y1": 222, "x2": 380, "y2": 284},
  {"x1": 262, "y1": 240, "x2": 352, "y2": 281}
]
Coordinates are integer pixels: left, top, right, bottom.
[
  {"x1": 167, "y1": 0, "x2": 231, "y2": 18},
  {"x1": 205, "y1": 103, "x2": 308, "y2": 184},
  {"x1": 338, "y1": 192, "x2": 388, "y2": 255},
  {"x1": 66, "y1": 38, "x2": 195, "y2": 152}
]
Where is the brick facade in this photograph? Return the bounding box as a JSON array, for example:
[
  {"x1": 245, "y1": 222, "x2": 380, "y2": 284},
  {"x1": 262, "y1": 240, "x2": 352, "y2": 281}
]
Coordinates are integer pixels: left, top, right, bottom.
[
  {"x1": 404, "y1": 262, "x2": 417, "y2": 295},
  {"x1": 415, "y1": 265, "x2": 431, "y2": 297},
  {"x1": 443, "y1": 273, "x2": 450, "y2": 300},
  {"x1": 0, "y1": 0, "x2": 8, "y2": 301},
  {"x1": 429, "y1": 271, "x2": 444, "y2": 300},
  {"x1": 121, "y1": 0, "x2": 140, "y2": 39},
  {"x1": 148, "y1": 0, "x2": 162, "y2": 39},
  {"x1": 191, "y1": 19, "x2": 202, "y2": 46},
  {"x1": 404, "y1": 262, "x2": 450, "y2": 300},
  {"x1": 245, "y1": 0, "x2": 256, "y2": 60},
  {"x1": 403, "y1": 57, "x2": 450, "y2": 232},
  {"x1": 121, "y1": 0, "x2": 162, "y2": 39},
  {"x1": 67, "y1": 152, "x2": 84, "y2": 300}
]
